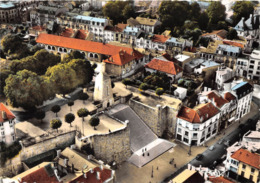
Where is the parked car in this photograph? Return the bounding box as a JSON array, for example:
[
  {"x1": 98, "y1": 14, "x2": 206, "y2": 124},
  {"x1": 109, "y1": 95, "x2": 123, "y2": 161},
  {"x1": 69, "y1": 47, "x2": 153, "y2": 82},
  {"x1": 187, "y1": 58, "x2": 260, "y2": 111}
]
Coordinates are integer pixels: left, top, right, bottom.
[
  {"x1": 196, "y1": 154, "x2": 203, "y2": 161},
  {"x1": 209, "y1": 145, "x2": 215, "y2": 151}
]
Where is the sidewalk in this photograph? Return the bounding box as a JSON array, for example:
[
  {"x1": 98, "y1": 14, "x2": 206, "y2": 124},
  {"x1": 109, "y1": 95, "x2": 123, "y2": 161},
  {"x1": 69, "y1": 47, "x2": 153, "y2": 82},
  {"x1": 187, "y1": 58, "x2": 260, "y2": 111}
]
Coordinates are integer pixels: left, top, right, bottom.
[{"x1": 115, "y1": 102, "x2": 259, "y2": 183}]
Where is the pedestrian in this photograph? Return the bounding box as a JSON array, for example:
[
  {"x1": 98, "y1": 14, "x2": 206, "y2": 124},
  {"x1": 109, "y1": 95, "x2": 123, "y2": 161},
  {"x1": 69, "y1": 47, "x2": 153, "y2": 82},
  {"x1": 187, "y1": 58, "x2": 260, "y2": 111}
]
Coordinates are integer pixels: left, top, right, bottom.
[
  {"x1": 157, "y1": 166, "x2": 159, "y2": 170},
  {"x1": 174, "y1": 164, "x2": 177, "y2": 168}
]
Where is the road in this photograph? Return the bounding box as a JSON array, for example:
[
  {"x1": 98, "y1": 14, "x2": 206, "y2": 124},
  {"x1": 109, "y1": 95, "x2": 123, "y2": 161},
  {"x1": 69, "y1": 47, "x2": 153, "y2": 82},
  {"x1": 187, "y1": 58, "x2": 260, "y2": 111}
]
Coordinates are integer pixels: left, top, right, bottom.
[{"x1": 190, "y1": 101, "x2": 260, "y2": 167}]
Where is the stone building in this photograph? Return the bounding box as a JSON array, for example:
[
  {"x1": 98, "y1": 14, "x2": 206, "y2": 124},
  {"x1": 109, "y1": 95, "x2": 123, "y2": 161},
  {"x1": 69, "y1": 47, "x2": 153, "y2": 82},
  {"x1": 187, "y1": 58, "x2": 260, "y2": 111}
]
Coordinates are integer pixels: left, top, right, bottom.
[
  {"x1": 247, "y1": 50, "x2": 260, "y2": 82},
  {"x1": 127, "y1": 17, "x2": 161, "y2": 33},
  {"x1": 0, "y1": 2, "x2": 20, "y2": 23},
  {"x1": 215, "y1": 66, "x2": 235, "y2": 91},
  {"x1": 94, "y1": 63, "x2": 114, "y2": 108},
  {"x1": 0, "y1": 103, "x2": 16, "y2": 145}
]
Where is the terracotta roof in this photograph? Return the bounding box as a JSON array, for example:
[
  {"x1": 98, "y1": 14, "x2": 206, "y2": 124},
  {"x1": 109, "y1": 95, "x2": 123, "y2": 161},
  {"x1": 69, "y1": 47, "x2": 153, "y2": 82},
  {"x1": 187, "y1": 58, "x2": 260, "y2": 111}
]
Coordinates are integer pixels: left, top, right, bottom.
[
  {"x1": 116, "y1": 23, "x2": 128, "y2": 32},
  {"x1": 223, "y1": 40, "x2": 244, "y2": 49},
  {"x1": 152, "y1": 34, "x2": 169, "y2": 43},
  {"x1": 60, "y1": 28, "x2": 74, "y2": 37},
  {"x1": 69, "y1": 167, "x2": 112, "y2": 183},
  {"x1": 75, "y1": 29, "x2": 87, "y2": 40},
  {"x1": 223, "y1": 92, "x2": 236, "y2": 102},
  {"x1": 36, "y1": 33, "x2": 143, "y2": 66},
  {"x1": 231, "y1": 148, "x2": 260, "y2": 169},
  {"x1": 209, "y1": 176, "x2": 235, "y2": 183},
  {"x1": 20, "y1": 165, "x2": 58, "y2": 183},
  {"x1": 104, "y1": 49, "x2": 143, "y2": 66},
  {"x1": 32, "y1": 25, "x2": 45, "y2": 31},
  {"x1": 0, "y1": 103, "x2": 15, "y2": 123},
  {"x1": 201, "y1": 29, "x2": 227, "y2": 39},
  {"x1": 104, "y1": 24, "x2": 127, "y2": 33},
  {"x1": 177, "y1": 103, "x2": 220, "y2": 123},
  {"x1": 145, "y1": 59, "x2": 182, "y2": 75},
  {"x1": 207, "y1": 91, "x2": 229, "y2": 108}
]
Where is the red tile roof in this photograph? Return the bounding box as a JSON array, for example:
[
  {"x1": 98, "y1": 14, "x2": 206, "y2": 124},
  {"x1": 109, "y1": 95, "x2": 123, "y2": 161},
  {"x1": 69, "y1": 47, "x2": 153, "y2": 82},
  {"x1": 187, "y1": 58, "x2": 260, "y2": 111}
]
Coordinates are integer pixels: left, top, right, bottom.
[
  {"x1": 0, "y1": 103, "x2": 15, "y2": 123},
  {"x1": 207, "y1": 91, "x2": 229, "y2": 108},
  {"x1": 32, "y1": 25, "x2": 45, "y2": 31},
  {"x1": 75, "y1": 29, "x2": 88, "y2": 40},
  {"x1": 69, "y1": 167, "x2": 112, "y2": 183},
  {"x1": 177, "y1": 103, "x2": 220, "y2": 123},
  {"x1": 145, "y1": 58, "x2": 182, "y2": 75},
  {"x1": 152, "y1": 34, "x2": 169, "y2": 43},
  {"x1": 231, "y1": 148, "x2": 260, "y2": 169},
  {"x1": 223, "y1": 92, "x2": 236, "y2": 102},
  {"x1": 223, "y1": 40, "x2": 244, "y2": 49},
  {"x1": 20, "y1": 166, "x2": 58, "y2": 183},
  {"x1": 60, "y1": 28, "x2": 74, "y2": 38},
  {"x1": 201, "y1": 29, "x2": 227, "y2": 39},
  {"x1": 36, "y1": 33, "x2": 143, "y2": 66},
  {"x1": 209, "y1": 176, "x2": 235, "y2": 183},
  {"x1": 104, "y1": 24, "x2": 127, "y2": 32}
]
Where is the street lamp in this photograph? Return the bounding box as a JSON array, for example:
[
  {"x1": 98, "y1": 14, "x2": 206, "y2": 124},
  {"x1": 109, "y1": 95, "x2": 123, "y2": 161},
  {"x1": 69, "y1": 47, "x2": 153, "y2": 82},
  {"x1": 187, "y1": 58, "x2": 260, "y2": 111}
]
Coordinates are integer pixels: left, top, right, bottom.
[{"x1": 188, "y1": 144, "x2": 192, "y2": 156}]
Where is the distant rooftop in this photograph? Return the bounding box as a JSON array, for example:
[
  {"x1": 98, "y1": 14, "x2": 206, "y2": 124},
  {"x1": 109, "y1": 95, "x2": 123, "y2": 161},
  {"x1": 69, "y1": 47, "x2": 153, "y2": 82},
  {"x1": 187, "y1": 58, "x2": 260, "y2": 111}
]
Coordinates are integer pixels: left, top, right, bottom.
[
  {"x1": 217, "y1": 44, "x2": 241, "y2": 53},
  {"x1": 74, "y1": 15, "x2": 107, "y2": 23},
  {"x1": 0, "y1": 2, "x2": 15, "y2": 9},
  {"x1": 201, "y1": 60, "x2": 220, "y2": 68},
  {"x1": 166, "y1": 37, "x2": 185, "y2": 44},
  {"x1": 175, "y1": 54, "x2": 190, "y2": 62}
]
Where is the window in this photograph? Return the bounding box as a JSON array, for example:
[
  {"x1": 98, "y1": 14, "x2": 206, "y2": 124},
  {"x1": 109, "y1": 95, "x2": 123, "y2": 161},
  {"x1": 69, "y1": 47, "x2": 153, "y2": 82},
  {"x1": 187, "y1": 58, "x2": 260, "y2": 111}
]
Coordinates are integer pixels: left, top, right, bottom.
[
  {"x1": 250, "y1": 60, "x2": 255, "y2": 64},
  {"x1": 185, "y1": 131, "x2": 189, "y2": 136},
  {"x1": 193, "y1": 133, "x2": 198, "y2": 137},
  {"x1": 249, "y1": 175, "x2": 253, "y2": 181},
  {"x1": 251, "y1": 168, "x2": 255, "y2": 174},
  {"x1": 241, "y1": 171, "x2": 245, "y2": 177},
  {"x1": 178, "y1": 128, "x2": 182, "y2": 133},
  {"x1": 242, "y1": 164, "x2": 246, "y2": 169}
]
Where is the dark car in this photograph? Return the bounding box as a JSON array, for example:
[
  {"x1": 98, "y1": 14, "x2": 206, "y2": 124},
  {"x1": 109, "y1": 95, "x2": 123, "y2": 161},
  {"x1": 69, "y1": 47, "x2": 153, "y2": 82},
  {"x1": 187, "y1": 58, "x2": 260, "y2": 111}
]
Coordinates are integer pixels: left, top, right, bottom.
[{"x1": 196, "y1": 154, "x2": 203, "y2": 161}]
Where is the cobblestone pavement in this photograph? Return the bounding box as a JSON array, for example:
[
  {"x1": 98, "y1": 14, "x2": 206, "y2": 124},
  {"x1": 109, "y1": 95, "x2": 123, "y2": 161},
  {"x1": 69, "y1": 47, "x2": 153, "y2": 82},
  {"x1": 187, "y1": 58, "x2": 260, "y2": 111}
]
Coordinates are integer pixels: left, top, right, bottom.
[{"x1": 115, "y1": 102, "x2": 259, "y2": 183}]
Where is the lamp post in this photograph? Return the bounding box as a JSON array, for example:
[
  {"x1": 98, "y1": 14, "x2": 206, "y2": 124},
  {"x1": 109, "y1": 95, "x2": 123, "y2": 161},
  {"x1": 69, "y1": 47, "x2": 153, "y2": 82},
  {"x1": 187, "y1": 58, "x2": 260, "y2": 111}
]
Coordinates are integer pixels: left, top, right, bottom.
[{"x1": 188, "y1": 144, "x2": 192, "y2": 156}]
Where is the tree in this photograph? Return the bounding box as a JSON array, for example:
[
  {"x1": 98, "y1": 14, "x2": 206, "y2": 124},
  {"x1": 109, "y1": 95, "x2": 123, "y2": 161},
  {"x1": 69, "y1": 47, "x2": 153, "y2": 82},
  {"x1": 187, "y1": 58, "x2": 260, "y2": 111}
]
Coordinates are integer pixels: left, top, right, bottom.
[
  {"x1": 232, "y1": 1, "x2": 255, "y2": 25},
  {"x1": 89, "y1": 116, "x2": 100, "y2": 130},
  {"x1": 122, "y1": 78, "x2": 131, "y2": 88},
  {"x1": 35, "y1": 110, "x2": 45, "y2": 123},
  {"x1": 189, "y1": 2, "x2": 201, "y2": 21},
  {"x1": 79, "y1": 93, "x2": 89, "y2": 104},
  {"x1": 207, "y1": 1, "x2": 226, "y2": 25},
  {"x1": 62, "y1": 50, "x2": 85, "y2": 63},
  {"x1": 4, "y1": 70, "x2": 54, "y2": 110},
  {"x1": 45, "y1": 64, "x2": 79, "y2": 96},
  {"x1": 50, "y1": 119, "x2": 62, "y2": 133},
  {"x1": 77, "y1": 108, "x2": 89, "y2": 136},
  {"x1": 67, "y1": 100, "x2": 74, "y2": 111},
  {"x1": 139, "y1": 83, "x2": 149, "y2": 92},
  {"x1": 227, "y1": 28, "x2": 238, "y2": 40},
  {"x1": 51, "y1": 105, "x2": 61, "y2": 117},
  {"x1": 65, "y1": 113, "x2": 75, "y2": 127},
  {"x1": 102, "y1": 1, "x2": 121, "y2": 24},
  {"x1": 122, "y1": 4, "x2": 136, "y2": 20},
  {"x1": 198, "y1": 11, "x2": 209, "y2": 30},
  {"x1": 77, "y1": 108, "x2": 89, "y2": 122},
  {"x1": 67, "y1": 59, "x2": 94, "y2": 85},
  {"x1": 155, "y1": 88, "x2": 164, "y2": 98},
  {"x1": 0, "y1": 69, "x2": 13, "y2": 96}
]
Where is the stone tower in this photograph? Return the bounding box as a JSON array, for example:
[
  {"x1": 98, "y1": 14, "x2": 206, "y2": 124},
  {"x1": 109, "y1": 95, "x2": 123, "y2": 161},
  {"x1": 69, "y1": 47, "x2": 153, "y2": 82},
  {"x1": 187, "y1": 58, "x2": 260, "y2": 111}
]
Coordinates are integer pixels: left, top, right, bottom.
[{"x1": 94, "y1": 62, "x2": 114, "y2": 108}]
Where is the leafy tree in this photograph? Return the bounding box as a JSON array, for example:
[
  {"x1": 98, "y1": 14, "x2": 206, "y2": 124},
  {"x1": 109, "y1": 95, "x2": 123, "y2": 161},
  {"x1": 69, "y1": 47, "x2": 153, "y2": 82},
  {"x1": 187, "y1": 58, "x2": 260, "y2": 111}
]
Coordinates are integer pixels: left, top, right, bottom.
[
  {"x1": 217, "y1": 21, "x2": 228, "y2": 30},
  {"x1": 79, "y1": 92, "x2": 89, "y2": 104},
  {"x1": 207, "y1": 1, "x2": 226, "y2": 25},
  {"x1": 189, "y1": 2, "x2": 201, "y2": 21},
  {"x1": 4, "y1": 70, "x2": 54, "y2": 110},
  {"x1": 67, "y1": 59, "x2": 94, "y2": 85},
  {"x1": 122, "y1": 78, "x2": 131, "y2": 88},
  {"x1": 51, "y1": 105, "x2": 61, "y2": 117},
  {"x1": 139, "y1": 83, "x2": 149, "y2": 92},
  {"x1": 62, "y1": 50, "x2": 85, "y2": 63},
  {"x1": 198, "y1": 11, "x2": 209, "y2": 30},
  {"x1": 65, "y1": 113, "x2": 75, "y2": 127},
  {"x1": 227, "y1": 28, "x2": 238, "y2": 40},
  {"x1": 68, "y1": 100, "x2": 74, "y2": 111},
  {"x1": 178, "y1": 79, "x2": 185, "y2": 86},
  {"x1": 50, "y1": 119, "x2": 62, "y2": 133},
  {"x1": 0, "y1": 69, "x2": 13, "y2": 96},
  {"x1": 102, "y1": 1, "x2": 122, "y2": 24},
  {"x1": 89, "y1": 116, "x2": 100, "y2": 130},
  {"x1": 122, "y1": 4, "x2": 136, "y2": 20},
  {"x1": 155, "y1": 88, "x2": 164, "y2": 98},
  {"x1": 77, "y1": 108, "x2": 89, "y2": 136},
  {"x1": 232, "y1": 1, "x2": 255, "y2": 25},
  {"x1": 35, "y1": 110, "x2": 45, "y2": 123},
  {"x1": 45, "y1": 64, "x2": 79, "y2": 96},
  {"x1": 77, "y1": 108, "x2": 89, "y2": 122}
]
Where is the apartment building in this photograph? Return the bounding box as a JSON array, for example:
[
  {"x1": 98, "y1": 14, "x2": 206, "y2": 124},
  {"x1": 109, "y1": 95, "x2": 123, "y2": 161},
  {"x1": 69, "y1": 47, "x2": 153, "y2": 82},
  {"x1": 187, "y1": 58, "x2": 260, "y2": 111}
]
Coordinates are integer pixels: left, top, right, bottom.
[{"x1": 248, "y1": 50, "x2": 260, "y2": 82}]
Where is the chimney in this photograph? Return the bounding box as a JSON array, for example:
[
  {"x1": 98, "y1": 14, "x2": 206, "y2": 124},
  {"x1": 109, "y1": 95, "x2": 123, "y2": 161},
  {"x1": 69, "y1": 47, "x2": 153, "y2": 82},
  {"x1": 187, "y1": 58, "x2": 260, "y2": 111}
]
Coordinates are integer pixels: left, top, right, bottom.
[
  {"x1": 56, "y1": 150, "x2": 61, "y2": 158},
  {"x1": 64, "y1": 158, "x2": 68, "y2": 167},
  {"x1": 71, "y1": 163, "x2": 75, "y2": 173},
  {"x1": 96, "y1": 171, "x2": 101, "y2": 180},
  {"x1": 87, "y1": 155, "x2": 92, "y2": 160},
  {"x1": 1, "y1": 111, "x2": 7, "y2": 120}
]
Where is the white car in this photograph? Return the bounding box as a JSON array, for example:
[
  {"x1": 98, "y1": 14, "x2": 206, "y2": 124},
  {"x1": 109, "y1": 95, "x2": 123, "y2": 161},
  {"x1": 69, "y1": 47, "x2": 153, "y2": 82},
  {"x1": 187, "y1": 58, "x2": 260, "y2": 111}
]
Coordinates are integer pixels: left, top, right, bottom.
[{"x1": 209, "y1": 145, "x2": 215, "y2": 151}]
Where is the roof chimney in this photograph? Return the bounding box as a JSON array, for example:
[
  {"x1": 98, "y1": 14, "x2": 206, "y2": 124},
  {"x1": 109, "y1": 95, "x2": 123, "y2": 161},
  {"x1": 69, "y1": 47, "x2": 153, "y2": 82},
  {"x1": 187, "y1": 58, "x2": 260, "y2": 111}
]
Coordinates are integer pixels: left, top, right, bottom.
[
  {"x1": 96, "y1": 171, "x2": 101, "y2": 180},
  {"x1": 64, "y1": 158, "x2": 68, "y2": 167},
  {"x1": 56, "y1": 150, "x2": 61, "y2": 158},
  {"x1": 1, "y1": 111, "x2": 7, "y2": 120}
]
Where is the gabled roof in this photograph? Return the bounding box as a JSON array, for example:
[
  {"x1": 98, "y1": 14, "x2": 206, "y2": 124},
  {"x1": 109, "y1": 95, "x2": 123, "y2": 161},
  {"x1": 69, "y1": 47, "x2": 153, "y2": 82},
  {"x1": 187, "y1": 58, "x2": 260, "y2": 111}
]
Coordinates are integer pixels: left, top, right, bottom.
[
  {"x1": 207, "y1": 91, "x2": 229, "y2": 108},
  {"x1": 145, "y1": 58, "x2": 182, "y2": 75},
  {"x1": 177, "y1": 103, "x2": 220, "y2": 123},
  {"x1": 223, "y1": 40, "x2": 244, "y2": 49},
  {"x1": 127, "y1": 17, "x2": 140, "y2": 26},
  {"x1": 152, "y1": 34, "x2": 169, "y2": 43},
  {"x1": 60, "y1": 28, "x2": 74, "y2": 37},
  {"x1": 223, "y1": 92, "x2": 236, "y2": 102},
  {"x1": 231, "y1": 148, "x2": 260, "y2": 169},
  {"x1": 201, "y1": 29, "x2": 227, "y2": 39},
  {"x1": 36, "y1": 33, "x2": 143, "y2": 66},
  {"x1": 69, "y1": 167, "x2": 112, "y2": 183},
  {"x1": 0, "y1": 103, "x2": 15, "y2": 123}
]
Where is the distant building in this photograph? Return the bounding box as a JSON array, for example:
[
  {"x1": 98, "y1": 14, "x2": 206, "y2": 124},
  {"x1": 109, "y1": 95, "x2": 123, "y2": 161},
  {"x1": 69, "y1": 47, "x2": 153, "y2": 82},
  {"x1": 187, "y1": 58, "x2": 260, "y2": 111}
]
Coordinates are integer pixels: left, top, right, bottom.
[
  {"x1": 215, "y1": 66, "x2": 235, "y2": 91},
  {"x1": 0, "y1": 2, "x2": 20, "y2": 23},
  {"x1": 0, "y1": 103, "x2": 16, "y2": 145},
  {"x1": 201, "y1": 29, "x2": 228, "y2": 41},
  {"x1": 236, "y1": 57, "x2": 249, "y2": 78},
  {"x1": 176, "y1": 102, "x2": 220, "y2": 146},
  {"x1": 127, "y1": 16, "x2": 161, "y2": 33},
  {"x1": 234, "y1": 14, "x2": 260, "y2": 37},
  {"x1": 166, "y1": 37, "x2": 193, "y2": 54}
]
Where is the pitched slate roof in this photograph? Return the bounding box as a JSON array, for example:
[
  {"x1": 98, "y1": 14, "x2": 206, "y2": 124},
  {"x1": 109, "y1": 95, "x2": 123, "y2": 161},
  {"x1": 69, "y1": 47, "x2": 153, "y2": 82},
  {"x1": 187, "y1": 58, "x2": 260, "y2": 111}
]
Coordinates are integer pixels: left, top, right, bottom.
[
  {"x1": 0, "y1": 103, "x2": 15, "y2": 123},
  {"x1": 231, "y1": 148, "x2": 260, "y2": 169},
  {"x1": 152, "y1": 34, "x2": 169, "y2": 43},
  {"x1": 69, "y1": 167, "x2": 112, "y2": 183},
  {"x1": 145, "y1": 58, "x2": 182, "y2": 75},
  {"x1": 207, "y1": 91, "x2": 229, "y2": 108},
  {"x1": 36, "y1": 33, "x2": 143, "y2": 66},
  {"x1": 177, "y1": 103, "x2": 220, "y2": 123},
  {"x1": 231, "y1": 82, "x2": 253, "y2": 99}
]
